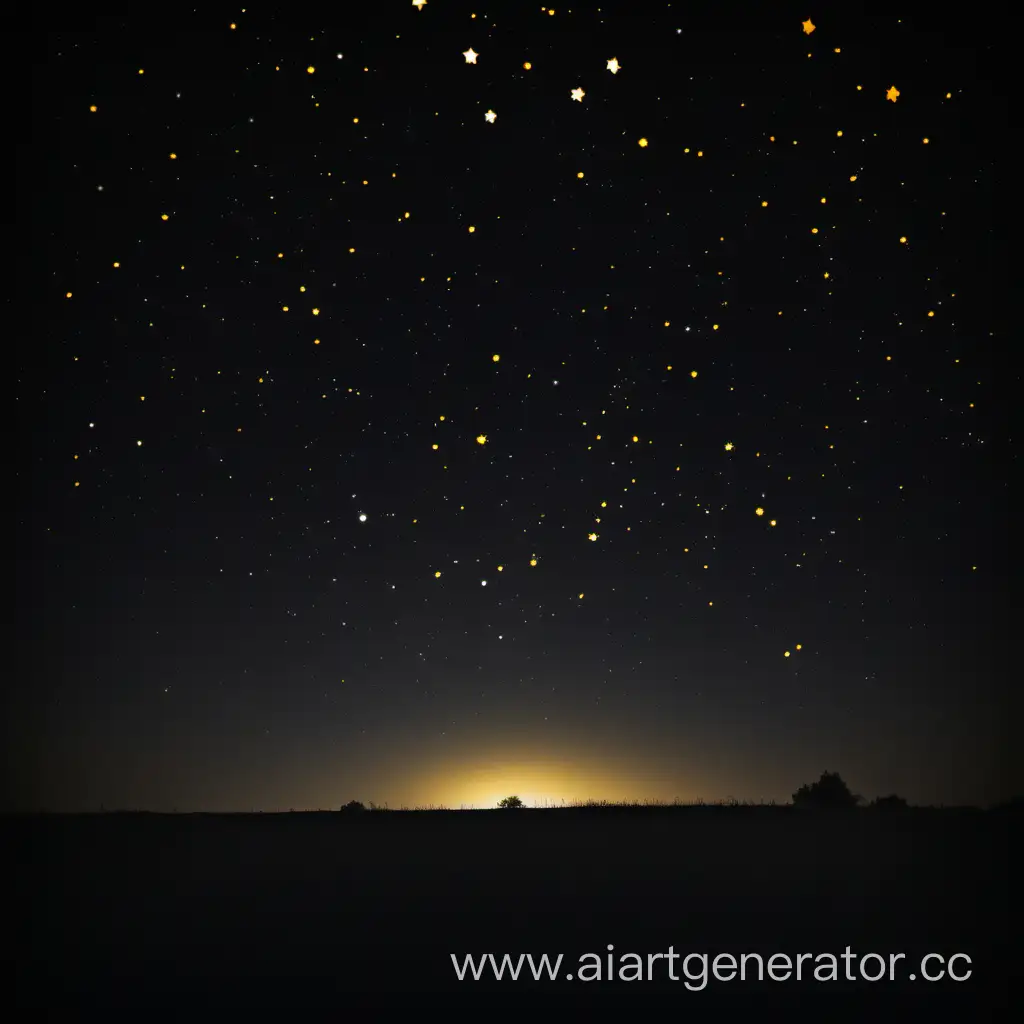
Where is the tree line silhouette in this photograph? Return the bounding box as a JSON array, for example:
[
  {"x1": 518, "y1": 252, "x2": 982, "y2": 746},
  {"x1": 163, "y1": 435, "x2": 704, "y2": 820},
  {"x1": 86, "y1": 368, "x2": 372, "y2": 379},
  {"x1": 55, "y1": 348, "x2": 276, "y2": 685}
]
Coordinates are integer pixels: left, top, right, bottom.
[{"x1": 338, "y1": 772, "x2": 961, "y2": 813}]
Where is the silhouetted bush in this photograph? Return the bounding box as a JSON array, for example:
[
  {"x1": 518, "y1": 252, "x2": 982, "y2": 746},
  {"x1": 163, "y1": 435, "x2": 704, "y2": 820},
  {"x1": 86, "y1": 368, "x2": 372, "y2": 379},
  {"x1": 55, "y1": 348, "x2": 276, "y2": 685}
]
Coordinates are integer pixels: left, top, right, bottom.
[
  {"x1": 870, "y1": 794, "x2": 909, "y2": 810},
  {"x1": 339, "y1": 800, "x2": 366, "y2": 814},
  {"x1": 497, "y1": 795, "x2": 524, "y2": 809},
  {"x1": 792, "y1": 771, "x2": 860, "y2": 809}
]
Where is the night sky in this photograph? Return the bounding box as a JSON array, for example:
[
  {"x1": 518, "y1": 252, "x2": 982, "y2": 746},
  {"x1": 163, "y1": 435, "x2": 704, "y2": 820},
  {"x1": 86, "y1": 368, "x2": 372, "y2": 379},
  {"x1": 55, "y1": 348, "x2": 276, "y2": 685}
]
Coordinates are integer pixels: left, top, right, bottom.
[{"x1": 15, "y1": 4, "x2": 1012, "y2": 813}]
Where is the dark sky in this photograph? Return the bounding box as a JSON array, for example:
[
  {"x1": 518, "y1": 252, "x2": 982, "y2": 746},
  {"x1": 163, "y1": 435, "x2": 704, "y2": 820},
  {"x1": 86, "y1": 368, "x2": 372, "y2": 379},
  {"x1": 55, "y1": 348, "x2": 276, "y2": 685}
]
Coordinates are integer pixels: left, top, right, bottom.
[{"x1": 14, "y1": 4, "x2": 1012, "y2": 811}]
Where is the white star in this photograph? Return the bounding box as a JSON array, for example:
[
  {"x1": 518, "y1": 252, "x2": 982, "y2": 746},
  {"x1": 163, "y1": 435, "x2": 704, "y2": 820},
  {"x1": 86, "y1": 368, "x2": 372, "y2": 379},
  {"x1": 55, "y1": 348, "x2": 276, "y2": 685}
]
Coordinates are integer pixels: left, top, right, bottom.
[
  {"x1": 606, "y1": 57, "x2": 621, "y2": 74},
  {"x1": 570, "y1": 86, "x2": 585, "y2": 102},
  {"x1": 484, "y1": 109, "x2": 497, "y2": 123},
  {"x1": 463, "y1": 48, "x2": 478, "y2": 64}
]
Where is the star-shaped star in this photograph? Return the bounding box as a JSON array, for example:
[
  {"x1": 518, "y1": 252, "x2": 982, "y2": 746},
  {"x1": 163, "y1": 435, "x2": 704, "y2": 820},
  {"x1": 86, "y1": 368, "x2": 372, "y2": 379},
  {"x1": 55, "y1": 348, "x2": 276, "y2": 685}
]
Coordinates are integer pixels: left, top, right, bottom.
[
  {"x1": 413, "y1": 0, "x2": 427, "y2": 10},
  {"x1": 463, "y1": 48, "x2": 478, "y2": 64},
  {"x1": 886, "y1": 85, "x2": 900, "y2": 102},
  {"x1": 484, "y1": 109, "x2": 496, "y2": 123},
  {"x1": 570, "y1": 86, "x2": 585, "y2": 102},
  {"x1": 802, "y1": 18, "x2": 815, "y2": 35},
  {"x1": 606, "y1": 57, "x2": 621, "y2": 74}
]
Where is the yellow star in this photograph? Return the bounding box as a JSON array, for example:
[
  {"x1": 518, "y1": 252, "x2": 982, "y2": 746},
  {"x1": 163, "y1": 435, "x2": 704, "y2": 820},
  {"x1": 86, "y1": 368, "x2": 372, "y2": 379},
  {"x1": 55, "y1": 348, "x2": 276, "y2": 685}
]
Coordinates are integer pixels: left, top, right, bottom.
[
  {"x1": 413, "y1": 0, "x2": 427, "y2": 9},
  {"x1": 755, "y1": 507, "x2": 764, "y2": 516},
  {"x1": 638, "y1": 137, "x2": 648, "y2": 147},
  {"x1": 588, "y1": 532, "x2": 598, "y2": 541},
  {"x1": 606, "y1": 57, "x2": 621, "y2": 74},
  {"x1": 570, "y1": 87, "x2": 585, "y2": 102},
  {"x1": 463, "y1": 48, "x2": 478, "y2": 64},
  {"x1": 802, "y1": 18, "x2": 815, "y2": 35},
  {"x1": 724, "y1": 442, "x2": 734, "y2": 451},
  {"x1": 484, "y1": 109, "x2": 497, "y2": 123},
  {"x1": 475, "y1": 434, "x2": 488, "y2": 445},
  {"x1": 886, "y1": 85, "x2": 900, "y2": 102}
]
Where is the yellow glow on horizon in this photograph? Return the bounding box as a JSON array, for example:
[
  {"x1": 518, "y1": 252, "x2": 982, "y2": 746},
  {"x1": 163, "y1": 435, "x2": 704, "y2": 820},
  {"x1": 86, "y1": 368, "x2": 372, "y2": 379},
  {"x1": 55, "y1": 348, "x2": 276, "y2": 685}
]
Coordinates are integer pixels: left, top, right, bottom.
[{"x1": 416, "y1": 753, "x2": 694, "y2": 809}]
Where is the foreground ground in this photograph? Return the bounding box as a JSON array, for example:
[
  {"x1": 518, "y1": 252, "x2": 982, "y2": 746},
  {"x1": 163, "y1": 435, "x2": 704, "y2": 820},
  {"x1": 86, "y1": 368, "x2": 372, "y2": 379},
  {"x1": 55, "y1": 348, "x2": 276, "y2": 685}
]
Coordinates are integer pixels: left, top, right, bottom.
[{"x1": 10, "y1": 808, "x2": 1018, "y2": 1011}]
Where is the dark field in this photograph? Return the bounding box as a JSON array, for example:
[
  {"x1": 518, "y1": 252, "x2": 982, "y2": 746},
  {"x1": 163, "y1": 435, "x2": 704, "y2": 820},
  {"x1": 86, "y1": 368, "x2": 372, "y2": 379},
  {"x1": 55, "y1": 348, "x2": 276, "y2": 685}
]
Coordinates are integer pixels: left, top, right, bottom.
[{"x1": 11, "y1": 808, "x2": 1019, "y2": 1012}]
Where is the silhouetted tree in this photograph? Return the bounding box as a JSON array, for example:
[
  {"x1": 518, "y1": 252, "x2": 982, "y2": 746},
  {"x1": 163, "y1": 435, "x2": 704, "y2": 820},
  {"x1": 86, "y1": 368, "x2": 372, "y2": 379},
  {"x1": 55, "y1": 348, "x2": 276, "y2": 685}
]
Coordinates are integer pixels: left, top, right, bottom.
[
  {"x1": 339, "y1": 800, "x2": 366, "y2": 814},
  {"x1": 497, "y1": 795, "x2": 524, "y2": 809},
  {"x1": 792, "y1": 771, "x2": 860, "y2": 809},
  {"x1": 870, "y1": 794, "x2": 909, "y2": 810}
]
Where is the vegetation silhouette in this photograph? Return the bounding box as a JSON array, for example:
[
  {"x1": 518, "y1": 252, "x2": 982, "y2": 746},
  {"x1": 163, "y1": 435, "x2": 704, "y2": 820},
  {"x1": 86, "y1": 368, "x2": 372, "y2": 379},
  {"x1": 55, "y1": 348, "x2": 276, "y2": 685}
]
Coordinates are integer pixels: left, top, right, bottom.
[
  {"x1": 869, "y1": 793, "x2": 909, "y2": 810},
  {"x1": 318, "y1": 779, "x2": 1024, "y2": 815},
  {"x1": 791, "y1": 770, "x2": 861, "y2": 809}
]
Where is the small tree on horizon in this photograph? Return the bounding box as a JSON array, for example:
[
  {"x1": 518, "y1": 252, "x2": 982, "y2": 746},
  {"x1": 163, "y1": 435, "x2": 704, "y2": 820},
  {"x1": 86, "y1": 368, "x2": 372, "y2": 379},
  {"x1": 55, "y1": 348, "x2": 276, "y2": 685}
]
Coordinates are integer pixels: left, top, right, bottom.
[
  {"x1": 870, "y1": 793, "x2": 909, "y2": 810},
  {"x1": 792, "y1": 771, "x2": 860, "y2": 809},
  {"x1": 497, "y1": 795, "x2": 524, "y2": 809},
  {"x1": 339, "y1": 800, "x2": 366, "y2": 814}
]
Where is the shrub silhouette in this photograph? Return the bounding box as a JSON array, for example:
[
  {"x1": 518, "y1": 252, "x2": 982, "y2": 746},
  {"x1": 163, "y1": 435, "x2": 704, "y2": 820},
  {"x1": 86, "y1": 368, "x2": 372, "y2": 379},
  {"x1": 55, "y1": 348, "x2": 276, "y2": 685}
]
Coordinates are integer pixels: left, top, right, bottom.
[
  {"x1": 339, "y1": 800, "x2": 366, "y2": 814},
  {"x1": 792, "y1": 771, "x2": 860, "y2": 809},
  {"x1": 497, "y1": 795, "x2": 524, "y2": 809},
  {"x1": 870, "y1": 793, "x2": 909, "y2": 810}
]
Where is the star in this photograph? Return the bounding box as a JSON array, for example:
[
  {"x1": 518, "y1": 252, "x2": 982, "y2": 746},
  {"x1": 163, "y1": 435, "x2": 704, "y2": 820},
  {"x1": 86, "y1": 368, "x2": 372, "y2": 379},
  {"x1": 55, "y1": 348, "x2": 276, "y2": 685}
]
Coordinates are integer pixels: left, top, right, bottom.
[
  {"x1": 570, "y1": 87, "x2": 585, "y2": 102},
  {"x1": 724, "y1": 442, "x2": 734, "y2": 451},
  {"x1": 463, "y1": 48, "x2": 478, "y2": 64},
  {"x1": 606, "y1": 57, "x2": 621, "y2": 74},
  {"x1": 886, "y1": 85, "x2": 900, "y2": 102},
  {"x1": 588, "y1": 532, "x2": 598, "y2": 541},
  {"x1": 413, "y1": 0, "x2": 426, "y2": 9},
  {"x1": 802, "y1": 18, "x2": 815, "y2": 35},
  {"x1": 484, "y1": 109, "x2": 497, "y2": 123},
  {"x1": 476, "y1": 434, "x2": 488, "y2": 445}
]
